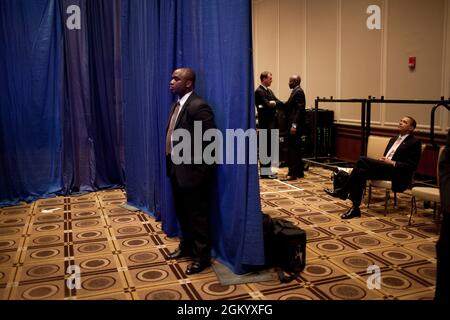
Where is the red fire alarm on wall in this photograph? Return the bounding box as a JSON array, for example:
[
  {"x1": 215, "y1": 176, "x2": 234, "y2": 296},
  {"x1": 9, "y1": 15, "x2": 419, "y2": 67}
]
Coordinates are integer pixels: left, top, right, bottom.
[{"x1": 409, "y1": 56, "x2": 416, "y2": 70}]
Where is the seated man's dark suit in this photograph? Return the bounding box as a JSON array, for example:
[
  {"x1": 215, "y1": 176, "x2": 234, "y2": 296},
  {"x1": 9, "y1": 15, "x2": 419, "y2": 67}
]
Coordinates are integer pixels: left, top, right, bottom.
[{"x1": 346, "y1": 135, "x2": 422, "y2": 207}]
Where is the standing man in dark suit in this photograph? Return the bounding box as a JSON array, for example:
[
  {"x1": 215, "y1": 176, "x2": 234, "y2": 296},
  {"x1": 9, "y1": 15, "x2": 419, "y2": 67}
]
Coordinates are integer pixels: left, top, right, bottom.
[
  {"x1": 165, "y1": 68, "x2": 216, "y2": 275},
  {"x1": 325, "y1": 116, "x2": 422, "y2": 219},
  {"x1": 255, "y1": 71, "x2": 283, "y2": 179},
  {"x1": 280, "y1": 75, "x2": 306, "y2": 181},
  {"x1": 435, "y1": 128, "x2": 450, "y2": 301}
]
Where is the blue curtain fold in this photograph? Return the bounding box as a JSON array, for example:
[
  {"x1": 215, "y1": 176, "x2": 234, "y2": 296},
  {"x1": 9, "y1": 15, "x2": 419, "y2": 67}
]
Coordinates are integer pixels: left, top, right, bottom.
[
  {"x1": 1, "y1": 0, "x2": 125, "y2": 205},
  {"x1": 121, "y1": 0, "x2": 264, "y2": 274},
  {"x1": 121, "y1": 0, "x2": 168, "y2": 227},
  {"x1": 60, "y1": 0, "x2": 125, "y2": 194},
  {"x1": 0, "y1": 0, "x2": 63, "y2": 206}
]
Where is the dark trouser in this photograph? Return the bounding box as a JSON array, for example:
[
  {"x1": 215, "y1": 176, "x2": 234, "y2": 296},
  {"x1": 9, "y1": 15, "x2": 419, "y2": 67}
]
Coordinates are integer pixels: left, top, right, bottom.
[
  {"x1": 435, "y1": 212, "x2": 450, "y2": 301},
  {"x1": 345, "y1": 157, "x2": 394, "y2": 207},
  {"x1": 287, "y1": 132, "x2": 303, "y2": 177},
  {"x1": 259, "y1": 117, "x2": 278, "y2": 176},
  {"x1": 170, "y1": 176, "x2": 211, "y2": 264}
]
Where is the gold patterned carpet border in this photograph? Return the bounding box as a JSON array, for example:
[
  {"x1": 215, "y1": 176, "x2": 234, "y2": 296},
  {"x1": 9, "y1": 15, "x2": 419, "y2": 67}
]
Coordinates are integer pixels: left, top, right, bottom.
[{"x1": 0, "y1": 167, "x2": 438, "y2": 300}]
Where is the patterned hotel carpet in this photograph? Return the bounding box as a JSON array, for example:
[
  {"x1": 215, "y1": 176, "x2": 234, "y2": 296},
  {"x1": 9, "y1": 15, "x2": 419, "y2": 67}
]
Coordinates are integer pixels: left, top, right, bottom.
[{"x1": 0, "y1": 167, "x2": 439, "y2": 300}]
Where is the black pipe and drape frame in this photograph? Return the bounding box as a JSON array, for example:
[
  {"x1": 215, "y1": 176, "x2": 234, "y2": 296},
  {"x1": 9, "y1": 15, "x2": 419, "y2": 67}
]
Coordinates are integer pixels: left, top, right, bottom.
[{"x1": 305, "y1": 96, "x2": 450, "y2": 171}]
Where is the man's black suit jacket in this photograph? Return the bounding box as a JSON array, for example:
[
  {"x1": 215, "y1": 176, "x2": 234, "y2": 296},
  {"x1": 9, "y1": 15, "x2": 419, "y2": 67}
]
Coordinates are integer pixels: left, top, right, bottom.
[
  {"x1": 382, "y1": 134, "x2": 422, "y2": 192},
  {"x1": 166, "y1": 92, "x2": 216, "y2": 188},
  {"x1": 285, "y1": 86, "x2": 306, "y2": 135},
  {"x1": 255, "y1": 85, "x2": 281, "y2": 130}
]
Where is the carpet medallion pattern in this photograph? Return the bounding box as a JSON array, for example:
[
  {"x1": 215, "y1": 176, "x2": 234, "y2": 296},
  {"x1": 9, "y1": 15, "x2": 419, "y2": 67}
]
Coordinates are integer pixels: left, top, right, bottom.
[{"x1": 0, "y1": 168, "x2": 438, "y2": 300}]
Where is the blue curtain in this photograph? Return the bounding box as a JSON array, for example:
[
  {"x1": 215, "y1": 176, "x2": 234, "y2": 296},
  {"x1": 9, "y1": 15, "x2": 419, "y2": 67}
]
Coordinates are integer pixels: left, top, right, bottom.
[
  {"x1": 121, "y1": 0, "x2": 170, "y2": 230},
  {"x1": 0, "y1": 0, "x2": 63, "y2": 205},
  {"x1": 0, "y1": 0, "x2": 125, "y2": 206},
  {"x1": 121, "y1": 0, "x2": 264, "y2": 274},
  {"x1": 59, "y1": 0, "x2": 125, "y2": 193},
  {"x1": 1, "y1": 0, "x2": 263, "y2": 273}
]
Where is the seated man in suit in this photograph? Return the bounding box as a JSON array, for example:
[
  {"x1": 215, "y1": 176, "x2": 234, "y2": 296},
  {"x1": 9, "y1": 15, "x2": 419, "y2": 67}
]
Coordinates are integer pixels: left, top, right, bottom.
[{"x1": 325, "y1": 116, "x2": 422, "y2": 219}]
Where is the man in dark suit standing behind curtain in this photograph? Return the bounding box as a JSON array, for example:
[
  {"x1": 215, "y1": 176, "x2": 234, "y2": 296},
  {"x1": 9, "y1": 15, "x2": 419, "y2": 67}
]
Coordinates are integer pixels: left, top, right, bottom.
[
  {"x1": 165, "y1": 68, "x2": 216, "y2": 275},
  {"x1": 255, "y1": 71, "x2": 282, "y2": 179},
  {"x1": 280, "y1": 75, "x2": 306, "y2": 181},
  {"x1": 435, "y1": 128, "x2": 450, "y2": 301}
]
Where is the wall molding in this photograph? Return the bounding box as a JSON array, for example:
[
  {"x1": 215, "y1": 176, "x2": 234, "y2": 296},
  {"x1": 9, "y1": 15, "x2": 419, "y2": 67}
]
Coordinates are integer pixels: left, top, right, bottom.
[
  {"x1": 334, "y1": 123, "x2": 447, "y2": 169},
  {"x1": 384, "y1": 120, "x2": 440, "y2": 132},
  {"x1": 338, "y1": 118, "x2": 363, "y2": 125},
  {"x1": 336, "y1": 123, "x2": 447, "y2": 143}
]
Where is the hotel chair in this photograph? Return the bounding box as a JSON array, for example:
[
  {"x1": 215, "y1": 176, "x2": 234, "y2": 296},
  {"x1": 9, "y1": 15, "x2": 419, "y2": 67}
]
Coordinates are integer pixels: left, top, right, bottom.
[
  {"x1": 409, "y1": 145, "x2": 445, "y2": 228},
  {"x1": 365, "y1": 136, "x2": 392, "y2": 215}
]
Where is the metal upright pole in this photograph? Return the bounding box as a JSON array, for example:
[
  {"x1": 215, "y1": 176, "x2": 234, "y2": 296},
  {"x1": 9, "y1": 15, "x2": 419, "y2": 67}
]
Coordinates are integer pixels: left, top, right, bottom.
[
  {"x1": 314, "y1": 98, "x2": 319, "y2": 159},
  {"x1": 365, "y1": 97, "x2": 372, "y2": 156},
  {"x1": 430, "y1": 102, "x2": 450, "y2": 148},
  {"x1": 360, "y1": 100, "x2": 366, "y2": 157}
]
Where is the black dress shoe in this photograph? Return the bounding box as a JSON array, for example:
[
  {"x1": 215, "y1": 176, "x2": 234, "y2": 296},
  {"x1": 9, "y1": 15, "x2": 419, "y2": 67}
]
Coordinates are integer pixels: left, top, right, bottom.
[
  {"x1": 185, "y1": 261, "x2": 210, "y2": 275},
  {"x1": 340, "y1": 207, "x2": 361, "y2": 219},
  {"x1": 324, "y1": 188, "x2": 348, "y2": 200},
  {"x1": 167, "y1": 248, "x2": 191, "y2": 260},
  {"x1": 261, "y1": 174, "x2": 278, "y2": 179}
]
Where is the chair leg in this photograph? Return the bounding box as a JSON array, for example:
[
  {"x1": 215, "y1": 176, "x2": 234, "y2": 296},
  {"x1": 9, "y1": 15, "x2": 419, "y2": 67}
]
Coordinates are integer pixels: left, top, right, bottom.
[
  {"x1": 384, "y1": 190, "x2": 389, "y2": 216},
  {"x1": 436, "y1": 205, "x2": 442, "y2": 235},
  {"x1": 368, "y1": 185, "x2": 372, "y2": 208},
  {"x1": 409, "y1": 196, "x2": 416, "y2": 225},
  {"x1": 394, "y1": 192, "x2": 397, "y2": 208},
  {"x1": 433, "y1": 202, "x2": 437, "y2": 220}
]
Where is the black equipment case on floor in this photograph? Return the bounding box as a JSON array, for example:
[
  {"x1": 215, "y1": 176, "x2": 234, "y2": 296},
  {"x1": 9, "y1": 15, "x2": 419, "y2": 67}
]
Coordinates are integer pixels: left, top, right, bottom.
[{"x1": 263, "y1": 214, "x2": 307, "y2": 283}]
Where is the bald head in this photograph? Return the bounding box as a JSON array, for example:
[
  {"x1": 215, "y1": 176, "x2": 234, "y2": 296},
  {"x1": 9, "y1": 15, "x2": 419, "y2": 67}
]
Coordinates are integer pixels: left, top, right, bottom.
[
  {"x1": 170, "y1": 67, "x2": 196, "y2": 97},
  {"x1": 178, "y1": 68, "x2": 196, "y2": 87},
  {"x1": 289, "y1": 75, "x2": 301, "y2": 89}
]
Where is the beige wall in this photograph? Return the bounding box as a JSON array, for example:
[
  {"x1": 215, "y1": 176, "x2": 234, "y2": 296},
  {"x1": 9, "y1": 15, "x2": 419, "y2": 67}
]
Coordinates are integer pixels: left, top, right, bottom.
[{"x1": 253, "y1": 0, "x2": 450, "y2": 133}]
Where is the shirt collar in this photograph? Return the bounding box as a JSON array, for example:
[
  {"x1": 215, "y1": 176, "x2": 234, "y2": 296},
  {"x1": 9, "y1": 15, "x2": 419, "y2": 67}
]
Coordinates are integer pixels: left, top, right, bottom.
[{"x1": 178, "y1": 91, "x2": 193, "y2": 108}]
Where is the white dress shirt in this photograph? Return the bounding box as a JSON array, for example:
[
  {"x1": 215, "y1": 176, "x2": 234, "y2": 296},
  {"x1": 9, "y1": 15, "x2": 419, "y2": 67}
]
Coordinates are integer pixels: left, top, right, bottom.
[{"x1": 385, "y1": 134, "x2": 409, "y2": 160}]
